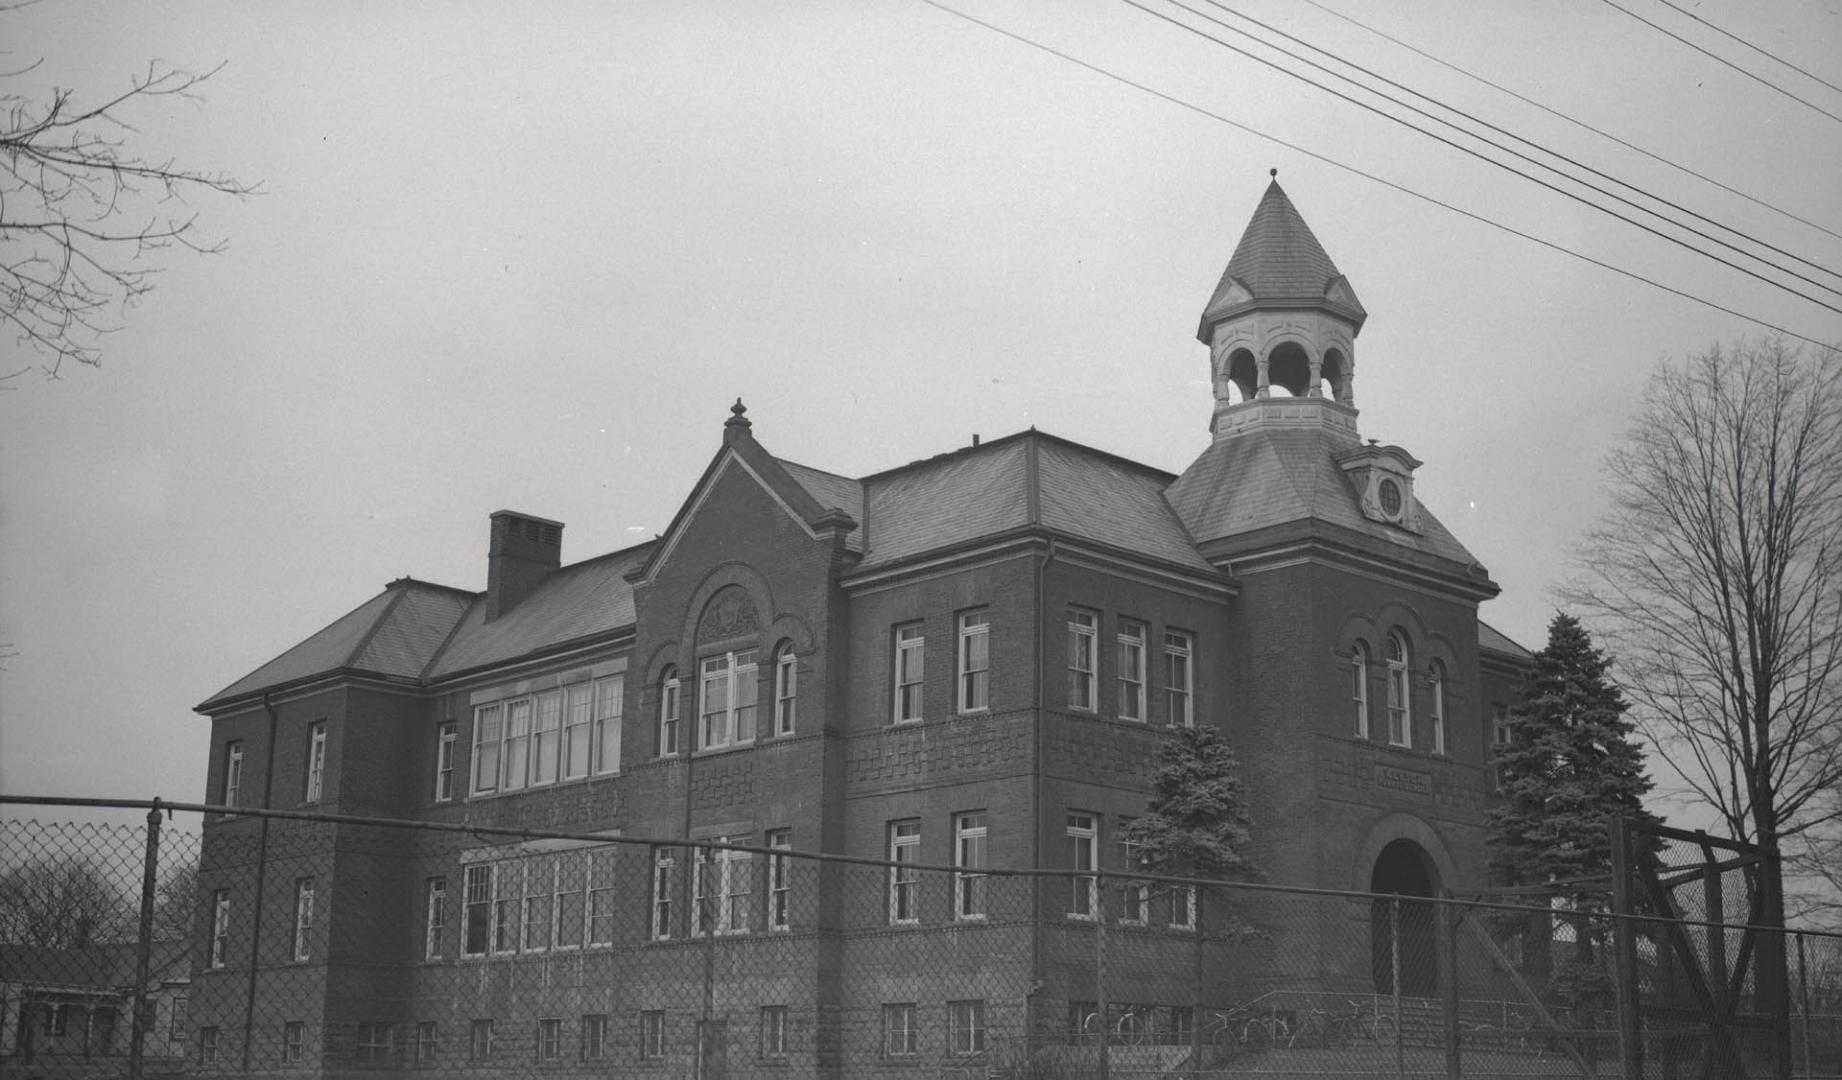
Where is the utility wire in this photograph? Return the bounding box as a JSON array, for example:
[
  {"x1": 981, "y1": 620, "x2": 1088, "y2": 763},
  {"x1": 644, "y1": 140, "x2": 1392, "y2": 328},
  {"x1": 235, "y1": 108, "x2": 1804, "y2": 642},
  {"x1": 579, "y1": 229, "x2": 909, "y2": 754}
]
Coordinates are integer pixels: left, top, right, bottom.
[
  {"x1": 911, "y1": 0, "x2": 1834, "y2": 349},
  {"x1": 1295, "y1": 0, "x2": 1842, "y2": 244},
  {"x1": 1184, "y1": 0, "x2": 1841, "y2": 288},
  {"x1": 1598, "y1": 0, "x2": 1842, "y2": 126},
  {"x1": 1119, "y1": 0, "x2": 1842, "y2": 315},
  {"x1": 1650, "y1": 0, "x2": 1842, "y2": 98}
]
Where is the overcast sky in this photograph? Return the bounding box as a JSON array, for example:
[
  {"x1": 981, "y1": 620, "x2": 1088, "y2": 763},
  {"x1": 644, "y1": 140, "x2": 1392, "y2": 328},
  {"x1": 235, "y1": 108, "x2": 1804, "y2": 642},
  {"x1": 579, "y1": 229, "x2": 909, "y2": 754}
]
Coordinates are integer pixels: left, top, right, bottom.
[{"x1": 3, "y1": 0, "x2": 1839, "y2": 823}]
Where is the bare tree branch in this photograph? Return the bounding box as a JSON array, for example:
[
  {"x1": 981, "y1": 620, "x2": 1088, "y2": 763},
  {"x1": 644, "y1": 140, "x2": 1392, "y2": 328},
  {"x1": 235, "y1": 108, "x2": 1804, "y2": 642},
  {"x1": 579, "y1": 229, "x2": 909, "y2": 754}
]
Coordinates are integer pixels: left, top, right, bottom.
[{"x1": 2, "y1": 43, "x2": 258, "y2": 380}]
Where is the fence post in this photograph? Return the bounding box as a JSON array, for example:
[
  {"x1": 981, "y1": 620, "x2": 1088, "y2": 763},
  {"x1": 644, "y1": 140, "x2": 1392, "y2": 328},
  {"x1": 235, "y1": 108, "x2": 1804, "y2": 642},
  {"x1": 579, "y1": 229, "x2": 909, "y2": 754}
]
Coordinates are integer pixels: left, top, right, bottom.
[
  {"x1": 1795, "y1": 932, "x2": 1811, "y2": 1080},
  {"x1": 1095, "y1": 872, "x2": 1109, "y2": 1080},
  {"x1": 1191, "y1": 885, "x2": 1204, "y2": 1074},
  {"x1": 127, "y1": 799, "x2": 163, "y2": 1080},
  {"x1": 698, "y1": 840, "x2": 717, "y2": 1080},
  {"x1": 1439, "y1": 897, "x2": 1460, "y2": 1080},
  {"x1": 1609, "y1": 817, "x2": 1643, "y2": 1080},
  {"x1": 1391, "y1": 896, "x2": 1405, "y2": 1080}
]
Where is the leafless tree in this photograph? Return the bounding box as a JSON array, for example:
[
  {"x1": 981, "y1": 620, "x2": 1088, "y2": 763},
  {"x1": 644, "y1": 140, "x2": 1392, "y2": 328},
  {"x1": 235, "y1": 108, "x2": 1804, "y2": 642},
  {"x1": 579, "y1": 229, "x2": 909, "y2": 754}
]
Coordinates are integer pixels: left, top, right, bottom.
[
  {"x1": 2, "y1": 30, "x2": 256, "y2": 380},
  {"x1": 152, "y1": 856, "x2": 197, "y2": 941},
  {"x1": 1566, "y1": 337, "x2": 1842, "y2": 925},
  {"x1": 0, "y1": 854, "x2": 133, "y2": 947}
]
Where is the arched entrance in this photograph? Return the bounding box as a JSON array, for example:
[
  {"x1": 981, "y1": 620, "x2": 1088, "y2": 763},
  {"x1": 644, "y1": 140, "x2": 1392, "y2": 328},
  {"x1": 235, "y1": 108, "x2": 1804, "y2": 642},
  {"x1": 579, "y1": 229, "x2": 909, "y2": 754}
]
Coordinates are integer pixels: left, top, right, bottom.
[{"x1": 1370, "y1": 840, "x2": 1439, "y2": 997}]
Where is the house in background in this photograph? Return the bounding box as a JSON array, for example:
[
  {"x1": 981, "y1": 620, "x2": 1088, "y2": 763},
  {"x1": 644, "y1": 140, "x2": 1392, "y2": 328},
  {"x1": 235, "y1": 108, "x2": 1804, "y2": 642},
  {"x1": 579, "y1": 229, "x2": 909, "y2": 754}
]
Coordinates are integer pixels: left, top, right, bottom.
[
  {"x1": 0, "y1": 940, "x2": 190, "y2": 1077},
  {"x1": 188, "y1": 178, "x2": 1529, "y2": 1077}
]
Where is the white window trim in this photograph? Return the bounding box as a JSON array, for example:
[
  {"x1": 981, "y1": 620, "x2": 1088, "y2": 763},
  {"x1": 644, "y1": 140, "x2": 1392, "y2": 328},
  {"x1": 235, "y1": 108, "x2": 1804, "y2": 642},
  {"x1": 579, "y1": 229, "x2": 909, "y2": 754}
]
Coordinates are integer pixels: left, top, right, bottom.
[
  {"x1": 522, "y1": 856, "x2": 553, "y2": 953},
  {"x1": 1430, "y1": 662, "x2": 1447, "y2": 756},
  {"x1": 692, "y1": 840, "x2": 752, "y2": 937},
  {"x1": 1386, "y1": 632, "x2": 1412, "y2": 748},
  {"x1": 292, "y1": 878, "x2": 314, "y2": 961},
  {"x1": 1068, "y1": 611, "x2": 1097, "y2": 712},
  {"x1": 462, "y1": 864, "x2": 492, "y2": 957},
  {"x1": 949, "y1": 1000, "x2": 987, "y2": 1057},
  {"x1": 592, "y1": 677, "x2": 623, "y2": 775},
  {"x1": 1171, "y1": 885, "x2": 1197, "y2": 931},
  {"x1": 1164, "y1": 631, "x2": 1194, "y2": 728},
  {"x1": 659, "y1": 670, "x2": 681, "y2": 757},
  {"x1": 774, "y1": 646, "x2": 797, "y2": 736},
  {"x1": 768, "y1": 830, "x2": 792, "y2": 931},
  {"x1": 1067, "y1": 813, "x2": 1098, "y2": 919},
  {"x1": 209, "y1": 890, "x2": 230, "y2": 968},
  {"x1": 304, "y1": 722, "x2": 326, "y2": 803},
  {"x1": 425, "y1": 877, "x2": 446, "y2": 961},
  {"x1": 761, "y1": 1006, "x2": 789, "y2": 1059},
  {"x1": 954, "y1": 812, "x2": 987, "y2": 921},
  {"x1": 883, "y1": 1003, "x2": 918, "y2": 1058},
  {"x1": 894, "y1": 624, "x2": 925, "y2": 724},
  {"x1": 889, "y1": 821, "x2": 920, "y2": 925},
  {"x1": 222, "y1": 742, "x2": 243, "y2": 810},
  {"x1": 640, "y1": 1011, "x2": 665, "y2": 1060},
  {"x1": 652, "y1": 848, "x2": 675, "y2": 941},
  {"x1": 698, "y1": 650, "x2": 759, "y2": 751},
  {"x1": 435, "y1": 723, "x2": 456, "y2": 802},
  {"x1": 1118, "y1": 620, "x2": 1146, "y2": 721},
  {"x1": 1351, "y1": 642, "x2": 1371, "y2": 739},
  {"x1": 957, "y1": 611, "x2": 990, "y2": 714},
  {"x1": 1119, "y1": 832, "x2": 1148, "y2": 925}
]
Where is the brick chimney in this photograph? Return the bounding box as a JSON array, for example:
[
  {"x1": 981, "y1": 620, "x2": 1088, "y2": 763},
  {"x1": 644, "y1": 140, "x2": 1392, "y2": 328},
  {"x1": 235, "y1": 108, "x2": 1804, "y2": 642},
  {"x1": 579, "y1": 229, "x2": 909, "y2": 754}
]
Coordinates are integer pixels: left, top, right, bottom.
[{"x1": 486, "y1": 511, "x2": 563, "y2": 620}]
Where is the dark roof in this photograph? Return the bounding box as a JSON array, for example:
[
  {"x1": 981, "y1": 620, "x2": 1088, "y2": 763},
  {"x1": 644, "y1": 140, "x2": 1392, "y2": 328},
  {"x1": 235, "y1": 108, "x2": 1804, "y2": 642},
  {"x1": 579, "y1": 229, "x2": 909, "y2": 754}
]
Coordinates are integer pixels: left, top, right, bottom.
[
  {"x1": 0, "y1": 941, "x2": 190, "y2": 990},
  {"x1": 421, "y1": 545, "x2": 652, "y2": 680},
  {"x1": 1478, "y1": 620, "x2": 1533, "y2": 660},
  {"x1": 1198, "y1": 179, "x2": 1366, "y2": 340}
]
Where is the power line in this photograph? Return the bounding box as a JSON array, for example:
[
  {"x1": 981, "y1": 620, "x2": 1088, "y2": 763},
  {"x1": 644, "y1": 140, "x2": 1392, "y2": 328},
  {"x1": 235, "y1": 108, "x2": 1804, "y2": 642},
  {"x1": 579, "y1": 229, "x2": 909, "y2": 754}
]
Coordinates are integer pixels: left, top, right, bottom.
[
  {"x1": 1176, "y1": 0, "x2": 1842, "y2": 290},
  {"x1": 1598, "y1": 0, "x2": 1842, "y2": 126},
  {"x1": 1649, "y1": 0, "x2": 1842, "y2": 98},
  {"x1": 1294, "y1": 0, "x2": 1842, "y2": 244},
  {"x1": 1121, "y1": 0, "x2": 1842, "y2": 315},
  {"x1": 910, "y1": 0, "x2": 1834, "y2": 349}
]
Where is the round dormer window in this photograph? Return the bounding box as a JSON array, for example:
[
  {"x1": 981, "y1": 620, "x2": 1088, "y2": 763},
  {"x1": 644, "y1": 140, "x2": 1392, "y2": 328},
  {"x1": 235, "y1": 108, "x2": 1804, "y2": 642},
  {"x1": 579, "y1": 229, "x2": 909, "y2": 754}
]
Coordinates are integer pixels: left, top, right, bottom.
[{"x1": 1378, "y1": 477, "x2": 1403, "y2": 518}]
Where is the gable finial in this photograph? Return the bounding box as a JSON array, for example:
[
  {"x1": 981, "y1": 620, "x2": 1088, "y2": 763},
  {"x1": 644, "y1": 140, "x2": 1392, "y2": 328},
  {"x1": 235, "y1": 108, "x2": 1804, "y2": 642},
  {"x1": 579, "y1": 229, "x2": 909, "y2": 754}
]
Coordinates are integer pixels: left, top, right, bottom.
[
  {"x1": 724, "y1": 397, "x2": 753, "y2": 443},
  {"x1": 1270, "y1": 167, "x2": 1277, "y2": 178}
]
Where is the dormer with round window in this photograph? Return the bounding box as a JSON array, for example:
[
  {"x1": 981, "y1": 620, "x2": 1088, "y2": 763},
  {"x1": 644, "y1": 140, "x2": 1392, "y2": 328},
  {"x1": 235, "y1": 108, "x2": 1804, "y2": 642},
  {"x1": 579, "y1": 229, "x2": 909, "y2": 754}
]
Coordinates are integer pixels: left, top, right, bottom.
[{"x1": 1336, "y1": 441, "x2": 1423, "y2": 532}]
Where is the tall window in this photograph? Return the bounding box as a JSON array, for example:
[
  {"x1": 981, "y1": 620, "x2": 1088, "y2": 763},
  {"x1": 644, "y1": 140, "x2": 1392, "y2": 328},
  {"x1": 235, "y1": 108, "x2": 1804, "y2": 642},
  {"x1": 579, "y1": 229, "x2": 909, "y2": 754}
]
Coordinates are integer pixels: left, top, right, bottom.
[
  {"x1": 209, "y1": 890, "x2": 230, "y2": 968},
  {"x1": 222, "y1": 742, "x2": 243, "y2": 809},
  {"x1": 888, "y1": 820, "x2": 920, "y2": 924},
  {"x1": 463, "y1": 865, "x2": 491, "y2": 956},
  {"x1": 593, "y1": 676, "x2": 622, "y2": 775},
  {"x1": 424, "y1": 877, "x2": 446, "y2": 960},
  {"x1": 1171, "y1": 884, "x2": 1196, "y2": 930},
  {"x1": 651, "y1": 848, "x2": 675, "y2": 941},
  {"x1": 356, "y1": 1022, "x2": 393, "y2": 1062},
  {"x1": 469, "y1": 1019, "x2": 493, "y2": 1061},
  {"x1": 1430, "y1": 661, "x2": 1447, "y2": 755},
  {"x1": 415, "y1": 1021, "x2": 437, "y2": 1064},
  {"x1": 554, "y1": 856, "x2": 585, "y2": 950},
  {"x1": 773, "y1": 644, "x2": 797, "y2": 735},
  {"x1": 1119, "y1": 829, "x2": 1148, "y2": 924},
  {"x1": 522, "y1": 856, "x2": 553, "y2": 952},
  {"x1": 958, "y1": 611, "x2": 989, "y2": 713},
  {"x1": 883, "y1": 1003, "x2": 917, "y2": 1058},
  {"x1": 562, "y1": 683, "x2": 593, "y2": 780},
  {"x1": 658, "y1": 668, "x2": 680, "y2": 757},
  {"x1": 760, "y1": 1006, "x2": 789, "y2": 1059},
  {"x1": 693, "y1": 841, "x2": 751, "y2": 936},
  {"x1": 493, "y1": 862, "x2": 520, "y2": 953},
  {"x1": 639, "y1": 1011, "x2": 665, "y2": 1060},
  {"x1": 1492, "y1": 704, "x2": 1512, "y2": 789},
  {"x1": 531, "y1": 690, "x2": 562, "y2": 786},
  {"x1": 1067, "y1": 610, "x2": 1097, "y2": 711},
  {"x1": 1117, "y1": 620, "x2": 1146, "y2": 720},
  {"x1": 502, "y1": 698, "x2": 531, "y2": 792},
  {"x1": 170, "y1": 996, "x2": 188, "y2": 1041},
  {"x1": 950, "y1": 1000, "x2": 987, "y2": 1056},
  {"x1": 1351, "y1": 642, "x2": 1370, "y2": 738},
  {"x1": 581, "y1": 1014, "x2": 608, "y2": 1061},
  {"x1": 588, "y1": 849, "x2": 617, "y2": 946},
  {"x1": 894, "y1": 624, "x2": 925, "y2": 723},
  {"x1": 1164, "y1": 632, "x2": 1193, "y2": 727},
  {"x1": 472, "y1": 703, "x2": 503, "y2": 794},
  {"x1": 304, "y1": 721, "x2": 327, "y2": 802},
  {"x1": 292, "y1": 878, "x2": 315, "y2": 961},
  {"x1": 1067, "y1": 813, "x2": 1097, "y2": 918},
  {"x1": 435, "y1": 723, "x2": 456, "y2": 801},
  {"x1": 699, "y1": 650, "x2": 759, "y2": 750},
  {"x1": 1386, "y1": 631, "x2": 1412, "y2": 747},
  {"x1": 282, "y1": 1020, "x2": 304, "y2": 1062},
  {"x1": 954, "y1": 812, "x2": 987, "y2": 920},
  {"x1": 200, "y1": 1027, "x2": 219, "y2": 1063},
  {"x1": 767, "y1": 829, "x2": 792, "y2": 931},
  {"x1": 536, "y1": 1017, "x2": 562, "y2": 1061}
]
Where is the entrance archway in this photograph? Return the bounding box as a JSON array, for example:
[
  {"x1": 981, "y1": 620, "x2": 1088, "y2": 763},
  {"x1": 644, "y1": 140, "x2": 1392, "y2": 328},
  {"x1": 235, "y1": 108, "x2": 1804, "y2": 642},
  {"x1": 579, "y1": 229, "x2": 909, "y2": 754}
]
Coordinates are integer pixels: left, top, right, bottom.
[{"x1": 1370, "y1": 840, "x2": 1439, "y2": 997}]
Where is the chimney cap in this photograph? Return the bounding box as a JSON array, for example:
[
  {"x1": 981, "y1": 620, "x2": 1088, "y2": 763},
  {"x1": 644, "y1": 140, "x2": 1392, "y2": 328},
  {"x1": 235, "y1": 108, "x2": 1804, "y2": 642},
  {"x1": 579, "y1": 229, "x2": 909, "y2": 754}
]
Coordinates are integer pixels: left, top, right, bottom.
[{"x1": 489, "y1": 509, "x2": 565, "y2": 528}]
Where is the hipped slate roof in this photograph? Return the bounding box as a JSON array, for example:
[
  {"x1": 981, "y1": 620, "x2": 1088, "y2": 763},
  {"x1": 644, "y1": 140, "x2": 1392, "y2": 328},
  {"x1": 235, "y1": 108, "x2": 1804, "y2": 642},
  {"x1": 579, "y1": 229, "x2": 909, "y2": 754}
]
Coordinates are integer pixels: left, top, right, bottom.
[
  {"x1": 1197, "y1": 179, "x2": 1366, "y2": 340},
  {"x1": 1479, "y1": 620, "x2": 1534, "y2": 661}
]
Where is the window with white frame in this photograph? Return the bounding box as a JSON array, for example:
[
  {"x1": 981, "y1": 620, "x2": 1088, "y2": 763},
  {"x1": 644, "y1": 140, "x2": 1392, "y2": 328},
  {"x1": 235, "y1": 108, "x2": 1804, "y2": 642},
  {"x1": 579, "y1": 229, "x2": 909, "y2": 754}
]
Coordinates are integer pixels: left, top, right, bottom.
[
  {"x1": 658, "y1": 667, "x2": 681, "y2": 757},
  {"x1": 463, "y1": 865, "x2": 491, "y2": 956},
  {"x1": 1430, "y1": 661, "x2": 1447, "y2": 755},
  {"x1": 1119, "y1": 828, "x2": 1148, "y2": 924},
  {"x1": 291, "y1": 877, "x2": 314, "y2": 961},
  {"x1": 415, "y1": 1021, "x2": 436, "y2": 1063},
  {"x1": 554, "y1": 856, "x2": 584, "y2": 950},
  {"x1": 209, "y1": 890, "x2": 230, "y2": 968},
  {"x1": 502, "y1": 698, "x2": 531, "y2": 792},
  {"x1": 773, "y1": 644, "x2": 797, "y2": 735},
  {"x1": 435, "y1": 723, "x2": 456, "y2": 802},
  {"x1": 883, "y1": 1003, "x2": 917, "y2": 1057},
  {"x1": 693, "y1": 840, "x2": 752, "y2": 936},
  {"x1": 958, "y1": 610, "x2": 989, "y2": 713},
  {"x1": 949, "y1": 1000, "x2": 987, "y2": 1056},
  {"x1": 424, "y1": 877, "x2": 446, "y2": 960},
  {"x1": 889, "y1": 820, "x2": 920, "y2": 924},
  {"x1": 894, "y1": 624, "x2": 925, "y2": 723},
  {"x1": 639, "y1": 1011, "x2": 665, "y2": 1060},
  {"x1": 472, "y1": 679, "x2": 623, "y2": 796},
  {"x1": 588, "y1": 849, "x2": 617, "y2": 946},
  {"x1": 1067, "y1": 813, "x2": 1097, "y2": 918},
  {"x1": 1351, "y1": 642, "x2": 1371, "y2": 738},
  {"x1": 1164, "y1": 632, "x2": 1194, "y2": 727},
  {"x1": 699, "y1": 650, "x2": 759, "y2": 750},
  {"x1": 531, "y1": 690, "x2": 562, "y2": 786},
  {"x1": 536, "y1": 1017, "x2": 562, "y2": 1061},
  {"x1": 522, "y1": 855, "x2": 553, "y2": 952},
  {"x1": 304, "y1": 721, "x2": 326, "y2": 803},
  {"x1": 954, "y1": 812, "x2": 987, "y2": 920},
  {"x1": 222, "y1": 741, "x2": 243, "y2": 810},
  {"x1": 1492, "y1": 704, "x2": 1512, "y2": 789},
  {"x1": 760, "y1": 1005, "x2": 789, "y2": 1059},
  {"x1": 1068, "y1": 610, "x2": 1097, "y2": 711},
  {"x1": 170, "y1": 996, "x2": 188, "y2": 1041},
  {"x1": 562, "y1": 682, "x2": 593, "y2": 780},
  {"x1": 1118, "y1": 620, "x2": 1146, "y2": 720},
  {"x1": 472, "y1": 703, "x2": 503, "y2": 794},
  {"x1": 492, "y1": 861, "x2": 520, "y2": 953},
  {"x1": 651, "y1": 847, "x2": 675, "y2": 941},
  {"x1": 1386, "y1": 631, "x2": 1412, "y2": 747},
  {"x1": 1171, "y1": 884, "x2": 1196, "y2": 930},
  {"x1": 594, "y1": 678, "x2": 622, "y2": 774},
  {"x1": 767, "y1": 829, "x2": 791, "y2": 931},
  {"x1": 581, "y1": 1014, "x2": 608, "y2": 1061}
]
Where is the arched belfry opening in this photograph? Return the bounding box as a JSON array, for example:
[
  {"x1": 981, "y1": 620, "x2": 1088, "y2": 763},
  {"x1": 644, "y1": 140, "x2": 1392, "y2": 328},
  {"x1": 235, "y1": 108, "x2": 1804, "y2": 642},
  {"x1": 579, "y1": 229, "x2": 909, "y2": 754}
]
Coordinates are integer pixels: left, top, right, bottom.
[
  {"x1": 1266, "y1": 341, "x2": 1311, "y2": 397},
  {"x1": 1370, "y1": 840, "x2": 1439, "y2": 997},
  {"x1": 1321, "y1": 347, "x2": 1350, "y2": 403},
  {"x1": 1224, "y1": 347, "x2": 1258, "y2": 404}
]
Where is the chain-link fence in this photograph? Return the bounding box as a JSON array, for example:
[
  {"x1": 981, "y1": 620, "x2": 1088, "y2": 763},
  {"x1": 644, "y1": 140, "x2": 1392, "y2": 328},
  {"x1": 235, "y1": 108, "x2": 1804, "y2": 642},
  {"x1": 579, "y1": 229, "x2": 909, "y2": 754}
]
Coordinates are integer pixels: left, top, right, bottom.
[{"x1": 2, "y1": 799, "x2": 1837, "y2": 1079}]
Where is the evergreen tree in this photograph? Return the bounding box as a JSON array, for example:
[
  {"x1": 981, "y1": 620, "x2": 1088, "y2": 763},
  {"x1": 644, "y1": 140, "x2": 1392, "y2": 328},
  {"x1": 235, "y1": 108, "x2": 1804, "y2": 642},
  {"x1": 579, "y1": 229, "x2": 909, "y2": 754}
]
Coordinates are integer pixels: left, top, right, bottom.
[
  {"x1": 1122, "y1": 724, "x2": 1255, "y2": 880},
  {"x1": 1487, "y1": 612, "x2": 1660, "y2": 896}
]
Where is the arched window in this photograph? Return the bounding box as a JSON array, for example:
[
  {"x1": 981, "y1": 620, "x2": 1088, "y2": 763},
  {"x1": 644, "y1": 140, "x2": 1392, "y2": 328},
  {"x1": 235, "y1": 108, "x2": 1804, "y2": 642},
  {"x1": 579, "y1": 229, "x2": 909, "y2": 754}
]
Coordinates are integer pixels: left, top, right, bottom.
[
  {"x1": 657, "y1": 666, "x2": 680, "y2": 757},
  {"x1": 773, "y1": 643, "x2": 798, "y2": 736},
  {"x1": 1429, "y1": 660, "x2": 1446, "y2": 755},
  {"x1": 1386, "y1": 632, "x2": 1411, "y2": 747},
  {"x1": 1350, "y1": 642, "x2": 1370, "y2": 738}
]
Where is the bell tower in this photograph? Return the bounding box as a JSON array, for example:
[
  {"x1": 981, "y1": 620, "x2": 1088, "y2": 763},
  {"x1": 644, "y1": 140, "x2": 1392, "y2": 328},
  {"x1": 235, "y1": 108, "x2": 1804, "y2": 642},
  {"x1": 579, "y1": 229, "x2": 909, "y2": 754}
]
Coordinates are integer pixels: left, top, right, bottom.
[{"x1": 1196, "y1": 171, "x2": 1367, "y2": 439}]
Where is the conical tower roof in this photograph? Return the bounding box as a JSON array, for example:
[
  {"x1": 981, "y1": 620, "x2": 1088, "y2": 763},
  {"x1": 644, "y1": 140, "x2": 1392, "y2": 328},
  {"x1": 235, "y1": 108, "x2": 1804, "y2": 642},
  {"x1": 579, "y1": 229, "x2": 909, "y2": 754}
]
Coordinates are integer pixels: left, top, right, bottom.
[{"x1": 1196, "y1": 178, "x2": 1366, "y2": 343}]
